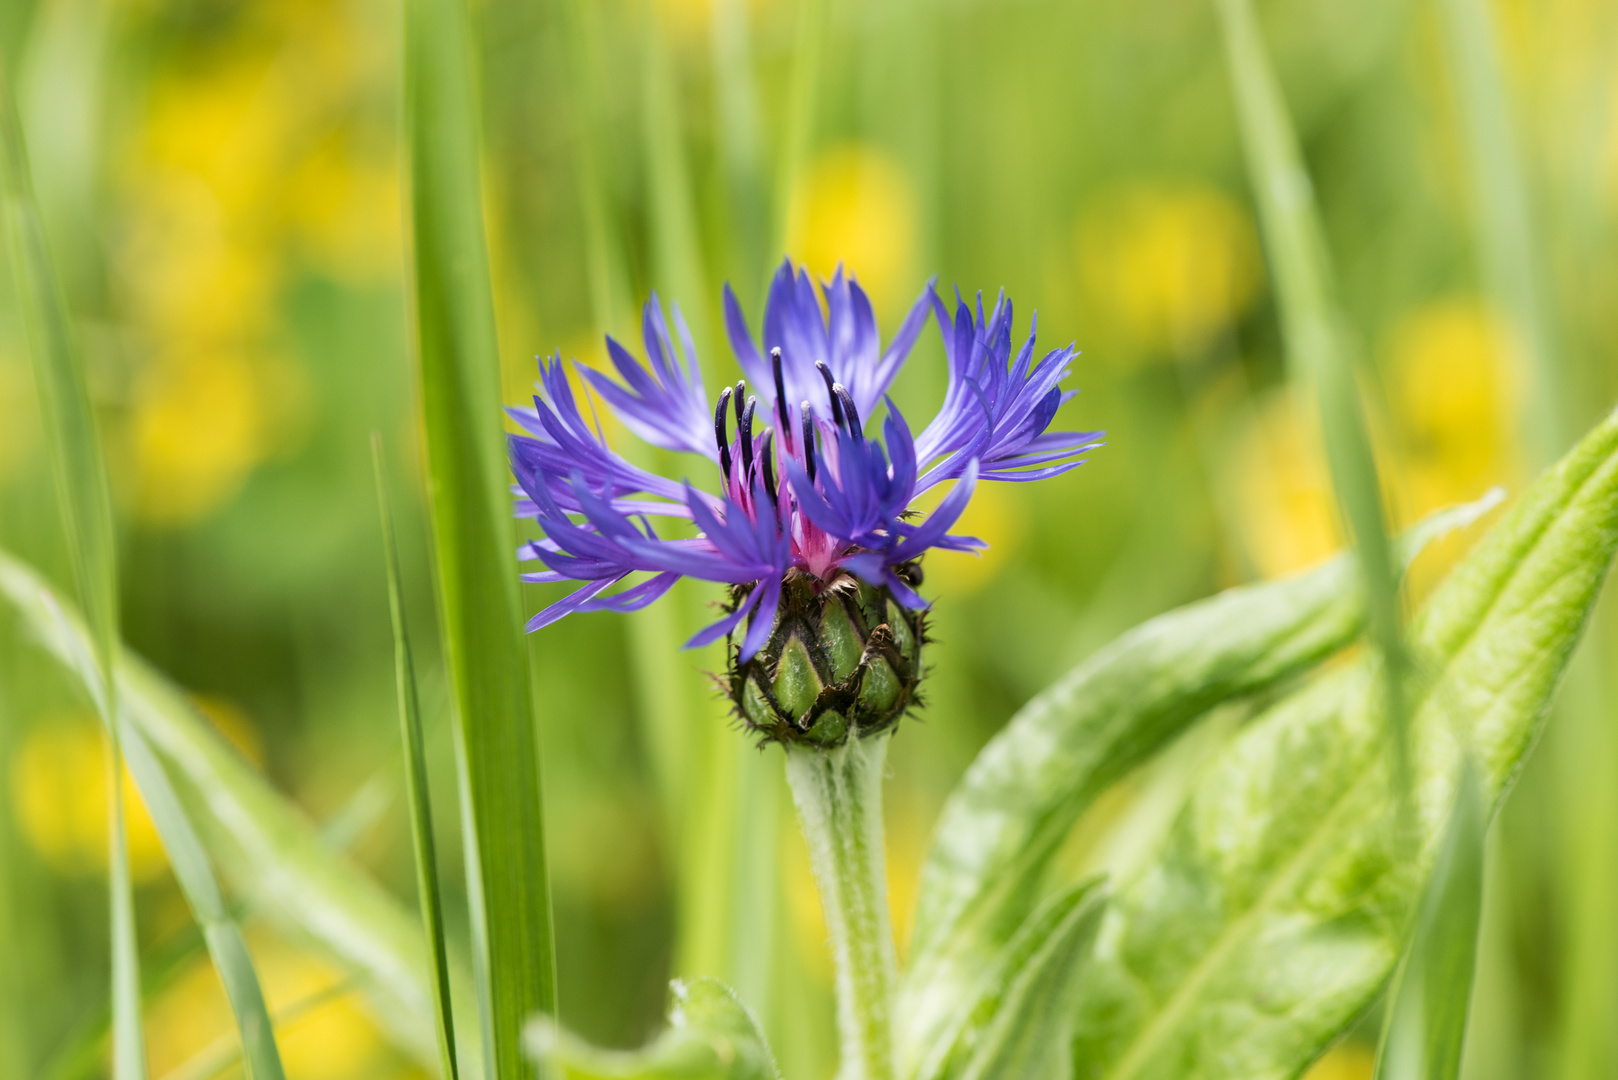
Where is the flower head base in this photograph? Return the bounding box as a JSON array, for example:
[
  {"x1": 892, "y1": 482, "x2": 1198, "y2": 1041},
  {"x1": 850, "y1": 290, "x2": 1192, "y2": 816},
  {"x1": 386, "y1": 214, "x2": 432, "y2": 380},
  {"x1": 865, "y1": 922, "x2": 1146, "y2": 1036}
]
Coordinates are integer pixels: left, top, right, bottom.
[{"x1": 510, "y1": 259, "x2": 1102, "y2": 746}]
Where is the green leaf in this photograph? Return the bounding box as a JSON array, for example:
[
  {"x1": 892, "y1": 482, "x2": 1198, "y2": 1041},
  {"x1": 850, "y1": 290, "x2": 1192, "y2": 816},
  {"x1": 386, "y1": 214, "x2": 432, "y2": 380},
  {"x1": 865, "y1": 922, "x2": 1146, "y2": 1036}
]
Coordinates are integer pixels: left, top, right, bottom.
[
  {"x1": 525, "y1": 978, "x2": 780, "y2": 1080},
  {"x1": 1065, "y1": 406, "x2": 1618, "y2": 1080},
  {"x1": 374, "y1": 436, "x2": 459, "y2": 1080},
  {"x1": 899, "y1": 496, "x2": 1498, "y2": 1075},
  {"x1": 916, "y1": 881, "x2": 1107, "y2": 1080},
  {"x1": 0, "y1": 547, "x2": 476, "y2": 1073},
  {"x1": 0, "y1": 56, "x2": 139, "y2": 1080},
  {"x1": 1375, "y1": 761, "x2": 1486, "y2": 1080},
  {"x1": 403, "y1": 0, "x2": 557, "y2": 1069}
]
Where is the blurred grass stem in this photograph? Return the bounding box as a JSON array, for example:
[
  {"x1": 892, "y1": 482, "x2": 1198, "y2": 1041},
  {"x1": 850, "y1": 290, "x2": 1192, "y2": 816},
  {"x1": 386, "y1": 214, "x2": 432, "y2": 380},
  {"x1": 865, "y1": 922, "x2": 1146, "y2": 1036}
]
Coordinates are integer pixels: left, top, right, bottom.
[
  {"x1": 403, "y1": 0, "x2": 558, "y2": 1069},
  {"x1": 1214, "y1": 0, "x2": 1413, "y2": 832},
  {"x1": 373, "y1": 435, "x2": 459, "y2": 1080},
  {"x1": 1, "y1": 54, "x2": 143, "y2": 1080}
]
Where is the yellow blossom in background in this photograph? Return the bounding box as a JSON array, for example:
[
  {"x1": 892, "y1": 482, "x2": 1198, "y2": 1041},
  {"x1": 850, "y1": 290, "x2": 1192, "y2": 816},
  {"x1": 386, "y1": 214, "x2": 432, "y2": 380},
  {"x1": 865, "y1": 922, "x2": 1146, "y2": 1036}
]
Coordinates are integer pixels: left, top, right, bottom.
[
  {"x1": 1076, "y1": 182, "x2": 1263, "y2": 359},
  {"x1": 112, "y1": 2, "x2": 390, "y2": 527},
  {"x1": 0, "y1": 356, "x2": 35, "y2": 484},
  {"x1": 1385, "y1": 300, "x2": 1523, "y2": 516},
  {"x1": 144, "y1": 929, "x2": 403, "y2": 1080},
  {"x1": 127, "y1": 348, "x2": 309, "y2": 525},
  {"x1": 1231, "y1": 389, "x2": 1343, "y2": 578},
  {"x1": 1302, "y1": 1042, "x2": 1376, "y2": 1080},
  {"x1": 916, "y1": 478, "x2": 1026, "y2": 595},
  {"x1": 787, "y1": 143, "x2": 918, "y2": 316},
  {"x1": 10, "y1": 716, "x2": 167, "y2": 882}
]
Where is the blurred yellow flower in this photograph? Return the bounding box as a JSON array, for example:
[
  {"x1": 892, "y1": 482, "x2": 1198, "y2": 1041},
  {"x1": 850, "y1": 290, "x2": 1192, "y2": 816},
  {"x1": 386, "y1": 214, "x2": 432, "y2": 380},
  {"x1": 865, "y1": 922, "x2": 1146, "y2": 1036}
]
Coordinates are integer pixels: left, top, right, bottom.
[
  {"x1": 1302, "y1": 1041, "x2": 1376, "y2": 1080},
  {"x1": 916, "y1": 478, "x2": 1025, "y2": 595},
  {"x1": 787, "y1": 143, "x2": 918, "y2": 316},
  {"x1": 111, "y1": 3, "x2": 384, "y2": 527},
  {"x1": 127, "y1": 348, "x2": 306, "y2": 526},
  {"x1": 1076, "y1": 182, "x2": 1263, "y2": 358},
  {"x1": 145, "y1": 931, "x2": 393, "y2": 1080},
  {"x1": 1385, "y1": 299, "x2": 1523, "y2": 518},
  {"x1": 0, "y1": 356, "x2": 36, "y2": 485},
  {"x1": 284, "y1": 136, "x2": 402, "y2": 283},
  {"x1": 10, "y1": 716, "x2": 167, "y2": 882},
  {"x1": 1231, "y1": 389, "x2": 1343, "y2": 579}
]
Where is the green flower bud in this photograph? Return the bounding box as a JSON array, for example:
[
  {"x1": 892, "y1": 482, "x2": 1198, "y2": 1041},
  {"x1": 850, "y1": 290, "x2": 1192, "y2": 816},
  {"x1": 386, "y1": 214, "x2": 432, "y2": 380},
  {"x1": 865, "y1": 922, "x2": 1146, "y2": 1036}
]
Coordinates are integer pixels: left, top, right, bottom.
[{"x1": 726, "y1": 566, "x2": 926, "y2": 747}]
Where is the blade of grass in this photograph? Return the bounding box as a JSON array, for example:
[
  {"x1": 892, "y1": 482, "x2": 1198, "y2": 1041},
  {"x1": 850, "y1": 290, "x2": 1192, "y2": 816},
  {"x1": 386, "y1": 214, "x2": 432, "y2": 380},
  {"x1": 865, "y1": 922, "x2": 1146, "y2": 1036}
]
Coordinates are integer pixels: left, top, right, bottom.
[
  {"x1": 39, "y1": 588, "x2": 287, "y2": 1080},
  {"x1": 642, "y1": 7, "x2": 713, "y2": 354},
  {"x1": 0, "y1": 547, "x2": 476, "y2": 1073},
  {"x1": 402, "y1": 0, "x2": 557, "y2": 1069},
  {"x1": 0, "y1": 55, "x2": 142, "y2": 1080},
  {"x1": 373, "y1": 434, "x2": 459, "y2": 1080},
  {"x1": 773, "y1": 0, "x2": 826, "y2": 257},
  {"x1": 710, "y1": 0, "x2": 769, "y2": 296},
  {"x1": 1374, "y1": 760, "x2": 1486, "y2": 1080},
  {"x1": 1213, "y1": 0, "x2": 1413, "y2": 827}
]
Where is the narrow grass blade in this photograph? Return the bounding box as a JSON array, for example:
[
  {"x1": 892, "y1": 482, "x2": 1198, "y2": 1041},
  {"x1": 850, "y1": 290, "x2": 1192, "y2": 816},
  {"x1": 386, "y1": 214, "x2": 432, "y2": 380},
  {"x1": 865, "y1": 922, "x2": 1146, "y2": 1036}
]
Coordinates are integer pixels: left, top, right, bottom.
[
  {"x1": 559, "y1": 0, "x2": 633, "y2": 337},
  {"x1": 403, "y1": 0, "x2": 557, "y2": 1067},
  {"x1": 0, "y1": 547, "x2": 476, "y2": 1072},
  {"x1": 710, "y1": 0, "x2": 770, "y2": 295},
  {"x1": 899, "y1": 496, "x2": 1498, "y2": 1074},
  {"x1": 36, "y1": 586, "x2": 286, "y2": 1080},
  {"x1": 1375, "y1": 761, "x2": 1486, "y2": 1080},
  {"x1": 0, "y1": 57, "x2": 142, "y2": 1080},
  {"x1": 1434, "y1": 0, "x2": 1567, "y2": 458},
  {"x1": 373, "y1": 435, "x2": 459, "y2": 1080},
  {"x1": 642, "y1": 9, "x2": 712, "y2": 352},
  {"x1": 1213, "y1": 0, "x2": 1412, "y2": 823},
  {"x1": 773, "y1": 0, "x2": 826, "y2": 256}
]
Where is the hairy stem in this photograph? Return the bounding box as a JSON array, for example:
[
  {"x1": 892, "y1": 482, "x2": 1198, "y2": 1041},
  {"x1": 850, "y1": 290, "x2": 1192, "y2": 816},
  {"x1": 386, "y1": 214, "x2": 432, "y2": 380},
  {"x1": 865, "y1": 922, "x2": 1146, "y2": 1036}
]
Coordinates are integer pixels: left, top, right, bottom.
[{"x1": 784, "y1": 734, "x2": 898, "y2": 1080}]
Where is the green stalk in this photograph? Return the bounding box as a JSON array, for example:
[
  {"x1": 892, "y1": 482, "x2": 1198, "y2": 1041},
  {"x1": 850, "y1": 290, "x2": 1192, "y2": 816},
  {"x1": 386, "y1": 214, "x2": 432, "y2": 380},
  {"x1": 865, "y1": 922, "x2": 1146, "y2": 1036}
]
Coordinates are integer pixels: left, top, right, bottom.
[
  {"x1": 773, "y1": 0, "x2": 826, "y2": 256},
  {"x1": 0, "y1": 55, "x2": 143, "y2": 1080},
  {"x1": 402, "y1": 0, "x2": 557, "y2": 1067},
  {"x1": 784, "y1": 736, "x2": 898, "y2": 1080},
  {"x1": 1213, "y1": 0, "x2": 1412, "y2": 824},
  {"x1": 373, "y1": 436, "x2": 459, "y2": 1080}
]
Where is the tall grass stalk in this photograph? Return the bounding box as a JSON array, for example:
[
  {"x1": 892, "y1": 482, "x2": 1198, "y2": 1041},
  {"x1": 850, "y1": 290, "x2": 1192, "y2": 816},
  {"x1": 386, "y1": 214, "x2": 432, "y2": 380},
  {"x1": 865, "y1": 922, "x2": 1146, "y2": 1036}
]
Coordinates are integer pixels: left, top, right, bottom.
[
  {"x1": 402, "y1": 0, "x2": 558, "y2": 1072},
  {"x1": 0, "y1": 57, "x2": 143, "y2": 1080},
  {"x1": 373, "y1": 436, "x2": 459, "y2": 1080},
  {"x1": 1213, "y1": 0, "x2": 1413, "y2": 824}
]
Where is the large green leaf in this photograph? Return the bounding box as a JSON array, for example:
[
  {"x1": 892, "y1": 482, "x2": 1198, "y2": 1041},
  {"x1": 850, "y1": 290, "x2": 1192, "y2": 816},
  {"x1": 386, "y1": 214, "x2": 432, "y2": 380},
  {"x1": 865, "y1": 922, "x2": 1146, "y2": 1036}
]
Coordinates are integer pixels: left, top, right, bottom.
[
  {"x1": 526, "y1": 978, "x2": 779, "y2": 1080},
  {"x1": 1065, "y1": 406, "x2": 1618, "y2": 1080},
  {"x1": 0, "y1": 547, "x2": 475, "y2": 1072},
  {"x1": 916, "y1": 881, "x2": 1107, "y2": 1080},
  {"x1": 402, "y1": 0, "x2": 556, "y2": 1069},
  {"x1": 899, "y1": 497, "x2": 1497, "y2": 1075}
]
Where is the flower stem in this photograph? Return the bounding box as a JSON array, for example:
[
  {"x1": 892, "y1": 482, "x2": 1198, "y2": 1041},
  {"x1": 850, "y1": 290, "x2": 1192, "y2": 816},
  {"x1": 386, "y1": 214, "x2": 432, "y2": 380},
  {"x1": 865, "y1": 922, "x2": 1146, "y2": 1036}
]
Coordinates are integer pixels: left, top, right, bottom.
[{"x1": 784, "y1": 734, "x2": 898, "y2": 1080}]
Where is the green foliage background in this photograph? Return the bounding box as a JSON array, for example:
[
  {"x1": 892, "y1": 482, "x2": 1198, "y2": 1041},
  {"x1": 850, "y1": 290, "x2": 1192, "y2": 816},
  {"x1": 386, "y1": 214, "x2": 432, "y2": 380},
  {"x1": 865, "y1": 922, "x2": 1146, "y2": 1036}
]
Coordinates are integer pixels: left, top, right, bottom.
[{"x1": 1, "y1": 0, "x2": 1616, "y2": 1078}]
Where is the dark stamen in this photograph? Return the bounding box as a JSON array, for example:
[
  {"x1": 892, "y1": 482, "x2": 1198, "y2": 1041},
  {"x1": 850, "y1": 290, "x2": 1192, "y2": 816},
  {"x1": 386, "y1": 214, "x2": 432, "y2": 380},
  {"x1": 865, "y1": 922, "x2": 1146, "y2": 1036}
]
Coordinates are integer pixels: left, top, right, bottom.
[
  {"x1": 740, "y1": 396, "x2": 758, "y2": 478},
  {"x1": 834, "y1": 385, "x2": 863, "y2": 443},
  {"x1": 816, "y1": 362, "x2": 843, "y2": 426},
  {"x1": 714, "y1": 387, "x2": 733, "y2": 477},
  {"x1": 800, "y1": 402, "x2": 818, "y2": 483},
  {"x1": 734, "y1": 381, "x2": 747, "y2": 432},
  {"x1": 771, "y1": 348, "x2": 791, "y2": 437},
  {"x1": 760, "y1": 431, "x2": 778, "y2": 503}
]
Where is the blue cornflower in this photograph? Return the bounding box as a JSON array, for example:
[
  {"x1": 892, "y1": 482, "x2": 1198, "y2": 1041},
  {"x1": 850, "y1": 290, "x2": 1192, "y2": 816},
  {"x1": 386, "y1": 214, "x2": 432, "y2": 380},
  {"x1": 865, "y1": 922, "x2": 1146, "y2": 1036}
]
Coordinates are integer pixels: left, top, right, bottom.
[{"x1": 509, "y1": 259, "x2": 1101, "y2": 742}]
